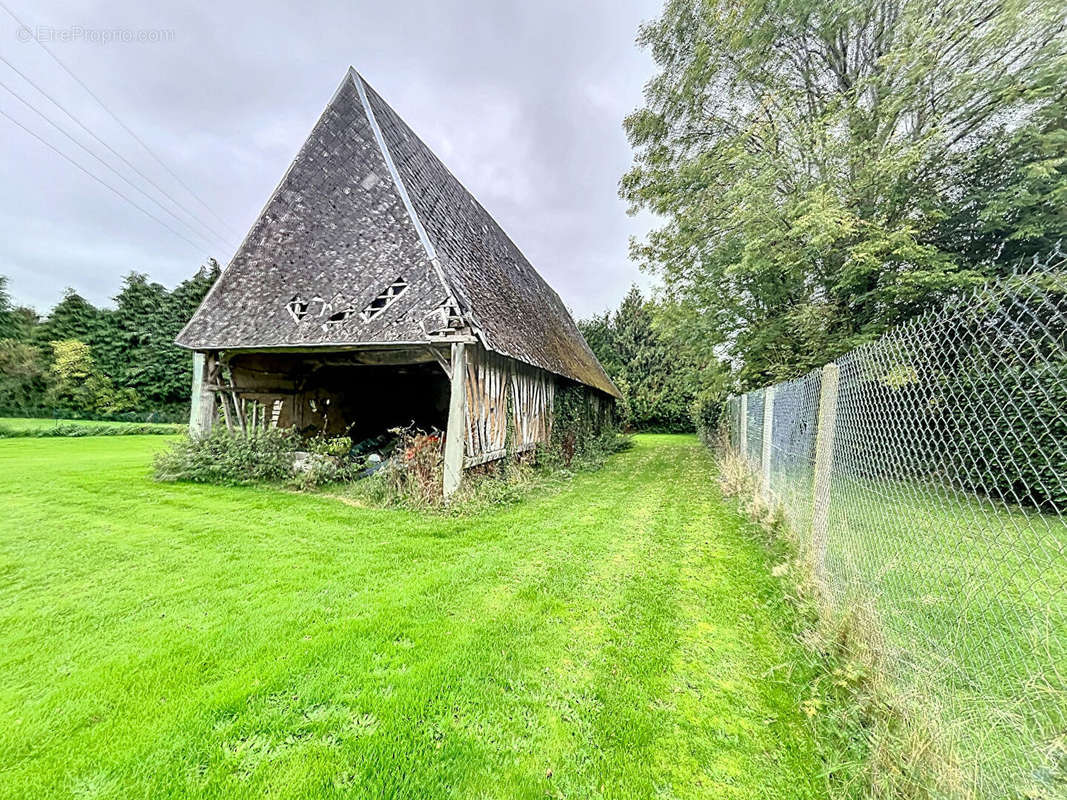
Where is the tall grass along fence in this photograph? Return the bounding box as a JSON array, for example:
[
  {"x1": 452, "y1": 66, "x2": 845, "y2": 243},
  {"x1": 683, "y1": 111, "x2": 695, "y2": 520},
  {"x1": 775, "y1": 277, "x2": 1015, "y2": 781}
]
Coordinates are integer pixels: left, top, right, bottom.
[{"x1": 722, "y1": 262, "x2": 1065, "y2": 798}]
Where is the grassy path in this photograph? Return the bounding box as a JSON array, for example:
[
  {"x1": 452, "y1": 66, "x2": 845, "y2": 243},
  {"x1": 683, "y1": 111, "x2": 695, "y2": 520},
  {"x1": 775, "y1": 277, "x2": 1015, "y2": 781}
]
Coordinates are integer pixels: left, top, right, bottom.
[{"x1": 0, "y1": 434, "x2": 825, "y2": 798}]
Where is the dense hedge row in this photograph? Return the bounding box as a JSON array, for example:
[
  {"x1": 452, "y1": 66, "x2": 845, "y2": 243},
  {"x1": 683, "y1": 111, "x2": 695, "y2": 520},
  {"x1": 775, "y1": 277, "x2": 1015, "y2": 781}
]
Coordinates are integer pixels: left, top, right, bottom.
[
  {"x1": 735, "y1": 276, "x2": 1066, "y2": 512},
  {"x1": 0, "y1": 407, "x2": 186, "y2": 424},
  {"x1": 0, "y1": 421, "x2": 181, "y2": 438}
]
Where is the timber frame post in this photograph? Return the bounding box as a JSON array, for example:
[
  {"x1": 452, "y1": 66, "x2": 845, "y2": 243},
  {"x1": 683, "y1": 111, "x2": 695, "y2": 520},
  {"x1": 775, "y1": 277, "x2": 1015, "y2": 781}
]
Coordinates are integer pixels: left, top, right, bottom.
[
  {"x1": 188, "y1": 351, "x2": 217, "y2": 438},
  {"x1": 442, "y1": 342, "x2": 467, "y2": 499}
]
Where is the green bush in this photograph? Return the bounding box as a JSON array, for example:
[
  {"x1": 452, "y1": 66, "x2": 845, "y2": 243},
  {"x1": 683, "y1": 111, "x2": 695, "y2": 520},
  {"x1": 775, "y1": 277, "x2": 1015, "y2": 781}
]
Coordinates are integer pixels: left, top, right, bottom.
[
  {"x1": 48, "y1": 339, "x2": 139, "y2": 415},
  {"x1": 0, "y1": 421, "x2": 180, "y2": 438},
  {"x1": 946, "y1": 360, "x2": 1067, "y2": 510},
  {"x1": 154, "y1": 426, "x2": 299, "y2": 485},
  {"x1": 307, "y1": 435, "x2": 353, "y2": 459},
  {"x1": 690, "y1": 390, "x2": 723, "y2": 446},
  {"x1": 155, "y1": 388, "x2": 632, "y2": 501},
  {"x1": 0, "y1": 407, "x2": 186, "y2": 423},
  {"x1": 543, "y1": 383, "x2": 630, "y2": 468},
  {"x1": 542, "y1": 387, "x2": 631, "y2": 472},
  {"x1": 841, "y1": 277, "x2": 1066, "y2": 511},
  {"x1": 0, "y1": 339, "x2": 50, "y2": 415}
]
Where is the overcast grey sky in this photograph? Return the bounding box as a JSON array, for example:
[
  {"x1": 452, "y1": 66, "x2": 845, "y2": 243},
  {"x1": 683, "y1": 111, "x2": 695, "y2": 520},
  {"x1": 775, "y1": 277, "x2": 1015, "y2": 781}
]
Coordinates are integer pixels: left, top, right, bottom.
[{"x1": 0, "y1": 0, "x2": 662, "y2": 319}]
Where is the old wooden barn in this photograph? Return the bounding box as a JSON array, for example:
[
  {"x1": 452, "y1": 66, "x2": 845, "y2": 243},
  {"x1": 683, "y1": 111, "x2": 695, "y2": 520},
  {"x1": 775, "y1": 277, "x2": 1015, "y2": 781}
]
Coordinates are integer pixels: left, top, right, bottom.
[{"x1": 176, "y1": 68, "x2": 619, "y2": 495}]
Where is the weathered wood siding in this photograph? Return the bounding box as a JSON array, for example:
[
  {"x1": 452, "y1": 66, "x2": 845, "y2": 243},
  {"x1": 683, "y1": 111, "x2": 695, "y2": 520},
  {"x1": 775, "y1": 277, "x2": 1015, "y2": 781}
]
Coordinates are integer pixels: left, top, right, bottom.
[
  {"x1": 462, "y1": 344, "x2": 556, "y2": 467},
  {"x1": 510, "y1": 362, "x2": 554, "y2": 452},
  {"x1": 463, "y1": 347, "x2": 511, "y2": 466}
]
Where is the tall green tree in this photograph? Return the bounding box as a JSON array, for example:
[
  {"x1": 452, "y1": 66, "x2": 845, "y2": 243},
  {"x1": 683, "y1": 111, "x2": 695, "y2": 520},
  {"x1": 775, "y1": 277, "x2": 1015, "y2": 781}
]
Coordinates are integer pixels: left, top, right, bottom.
[
  {"x1": 934, "y1": 104, "x2": 1067, "y2": 266},
  {"x1": 0, "y1": 260, "x2": 219, "y2": 417},
  {"x1": 623, "y1": 0, "x2": 1067, "y2": 388},
  {"x1": 9, "y1": 307, "x2": 39, "y2": 342},
  {"x1": 101, "y1": 260, "x2": 220, "y2": 408},
  {"x1": 581, "y1": 286, "x2": 716, "y2": 431},
  {"x1": 0, "y1": 339, "x2": 49, "y2": 414},
  {"x1": 33, "y1": 289, "x2": 107, "y2": 349},
  {"x1": 47, "y1": 339, "x2": 137, "y2": 415},
  {"x1": 101, "y1": 272, "x2": 173, "y2": 403},
  {"x1": 0, "y1": 276, "x2": 17, "y2": 340}
]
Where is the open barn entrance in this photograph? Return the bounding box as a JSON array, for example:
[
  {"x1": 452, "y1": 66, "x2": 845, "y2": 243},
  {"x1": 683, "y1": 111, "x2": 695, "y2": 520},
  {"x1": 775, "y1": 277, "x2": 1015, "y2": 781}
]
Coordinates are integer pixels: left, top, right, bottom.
[{"x1": 222, "y1": 349, "x2": 450, "y2": 442}]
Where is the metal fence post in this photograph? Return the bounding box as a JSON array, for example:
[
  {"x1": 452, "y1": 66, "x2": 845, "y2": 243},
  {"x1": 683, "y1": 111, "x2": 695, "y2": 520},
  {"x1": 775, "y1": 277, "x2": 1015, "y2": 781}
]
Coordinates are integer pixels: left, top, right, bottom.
[
  {"x1": 738, "y1": 393, "x2": 748, "y2": 459},
  {"x1": 811, "y1": 363, "x2": 840, "y2": 584},
  {"x1": 761, "y1": 386, "x2": 774, "y2": 500}
]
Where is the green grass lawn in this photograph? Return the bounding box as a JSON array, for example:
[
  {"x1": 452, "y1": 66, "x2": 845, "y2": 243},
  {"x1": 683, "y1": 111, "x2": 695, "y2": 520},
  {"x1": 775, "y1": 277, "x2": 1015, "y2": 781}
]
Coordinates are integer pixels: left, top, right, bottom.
[
  {"x1": 768, "y1": 456, "x2": 1066, "y2": 795},
  {"x1": 0, "y1": 434, "x2": 829, "y2": 799}
]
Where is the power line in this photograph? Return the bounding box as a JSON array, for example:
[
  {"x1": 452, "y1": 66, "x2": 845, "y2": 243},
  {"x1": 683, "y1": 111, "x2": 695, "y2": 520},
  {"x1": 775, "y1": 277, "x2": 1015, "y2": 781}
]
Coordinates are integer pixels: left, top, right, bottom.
[
  {"x1": 0, "y1": 0, "x2": 243, "y2": 239},
  {"x1": 0, "y1": 77, "x2": 221, "y2": 253},
  {"x1": 0, "y1": 106, "x2": 210, "y2": 253},
  {"x1": 0, "y1": 54, "x2": 235, "y2": 251}
]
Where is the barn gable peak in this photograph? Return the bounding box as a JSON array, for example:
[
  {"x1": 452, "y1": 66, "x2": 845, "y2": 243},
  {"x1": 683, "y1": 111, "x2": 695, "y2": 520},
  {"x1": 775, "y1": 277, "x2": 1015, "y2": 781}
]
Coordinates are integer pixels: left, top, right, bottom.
[{"x1": 177, "y1": 68, "x2": 619, "y2": 398}]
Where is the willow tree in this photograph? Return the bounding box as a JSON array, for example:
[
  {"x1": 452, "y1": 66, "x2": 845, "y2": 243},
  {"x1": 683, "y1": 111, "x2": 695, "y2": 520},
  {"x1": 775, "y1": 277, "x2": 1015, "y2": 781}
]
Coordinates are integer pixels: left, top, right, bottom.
[{"x1": 623, "y1": 0, "x2": 1067, "y2": 386}]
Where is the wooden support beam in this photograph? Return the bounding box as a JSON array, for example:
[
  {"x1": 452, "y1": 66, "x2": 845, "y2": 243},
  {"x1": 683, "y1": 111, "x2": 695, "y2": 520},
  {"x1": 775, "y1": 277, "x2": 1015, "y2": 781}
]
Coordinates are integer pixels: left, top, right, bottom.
[
  {"x1": 442, "y1": 342, "x2": 467, "y2": 499},
  {"x1": 204, "y1": 384, "x2": 300, "y2": 395},
  {"x1": 425, "y1": 346, "x2": 452, "y2": 379},
  {"x1": 234, "y1": 395, "x2": 246, "y2": 434},
  {"x1": 220, "y1": 391, "x2": 235, "y2": 433},
  {"x1": 188, "y1": 352, "x2": 216, "y2": 438},
  {"x1": 463, "y1": 448, "x2": 508, "y2": 469}
]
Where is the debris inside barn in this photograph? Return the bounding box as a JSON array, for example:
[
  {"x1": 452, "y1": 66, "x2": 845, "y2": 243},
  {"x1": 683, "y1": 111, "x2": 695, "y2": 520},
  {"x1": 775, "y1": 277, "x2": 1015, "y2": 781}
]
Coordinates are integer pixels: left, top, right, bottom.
[{"x1": 176, "y1": 68, "x2": 619, "y2": 495}]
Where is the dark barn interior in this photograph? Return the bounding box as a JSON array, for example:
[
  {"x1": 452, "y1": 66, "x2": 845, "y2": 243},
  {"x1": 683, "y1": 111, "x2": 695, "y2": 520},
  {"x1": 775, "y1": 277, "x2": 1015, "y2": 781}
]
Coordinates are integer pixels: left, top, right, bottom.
[{"x1": 224, "y1": 349, "x2": 450, "y2": 441}]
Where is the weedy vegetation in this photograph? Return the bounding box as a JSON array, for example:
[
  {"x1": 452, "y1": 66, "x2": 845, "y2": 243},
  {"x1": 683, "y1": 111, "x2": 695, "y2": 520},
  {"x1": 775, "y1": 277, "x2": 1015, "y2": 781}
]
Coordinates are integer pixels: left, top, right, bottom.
[
  {"x1": 153, "y1": 381, "x2": 632, "y2": 511},
  {"x1": 714, "y1": 437, "x2": 1067, "y2": 799}
]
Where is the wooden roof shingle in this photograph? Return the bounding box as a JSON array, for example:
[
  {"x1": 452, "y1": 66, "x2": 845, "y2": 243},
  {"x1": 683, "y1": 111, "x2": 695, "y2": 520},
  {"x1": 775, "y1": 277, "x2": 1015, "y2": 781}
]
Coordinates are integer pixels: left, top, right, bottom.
[{"x1": 176, "y1": 69, "x2": 619, "y2": 398}]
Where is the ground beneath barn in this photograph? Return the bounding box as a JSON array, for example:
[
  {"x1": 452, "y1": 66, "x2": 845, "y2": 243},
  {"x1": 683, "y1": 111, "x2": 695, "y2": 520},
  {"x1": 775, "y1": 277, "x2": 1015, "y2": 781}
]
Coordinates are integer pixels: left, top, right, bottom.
[{"x1": 0, "y1": 434, "x2": 828, "y2": 799}]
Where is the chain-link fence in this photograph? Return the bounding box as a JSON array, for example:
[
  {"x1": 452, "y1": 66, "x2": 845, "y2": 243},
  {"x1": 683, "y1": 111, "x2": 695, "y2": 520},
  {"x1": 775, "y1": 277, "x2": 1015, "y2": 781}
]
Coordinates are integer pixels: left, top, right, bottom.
[{"x1": 723, "y1": 261, "x2": 1066, "y2": 798}]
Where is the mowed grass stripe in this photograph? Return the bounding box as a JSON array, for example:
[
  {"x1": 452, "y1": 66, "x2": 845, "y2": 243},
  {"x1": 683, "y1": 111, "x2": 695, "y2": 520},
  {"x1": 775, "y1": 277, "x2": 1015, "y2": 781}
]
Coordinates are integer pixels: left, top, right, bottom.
[{"x1": 0, "y1": 434, "x2": 823, "y2": 799}]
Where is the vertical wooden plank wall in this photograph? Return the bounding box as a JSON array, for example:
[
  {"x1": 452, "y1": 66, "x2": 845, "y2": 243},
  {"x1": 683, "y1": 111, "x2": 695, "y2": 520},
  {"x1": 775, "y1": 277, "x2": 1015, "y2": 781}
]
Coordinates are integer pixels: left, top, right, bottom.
[
  {"x1": 509, "y1": 362, "x2": 554, "y2": 452},
  {"x1": 461, "y1": 345, "x2": 557, "y2": 467},
  {"x1": 463, "y1": 346, "x2": 511, "y2": 465}
]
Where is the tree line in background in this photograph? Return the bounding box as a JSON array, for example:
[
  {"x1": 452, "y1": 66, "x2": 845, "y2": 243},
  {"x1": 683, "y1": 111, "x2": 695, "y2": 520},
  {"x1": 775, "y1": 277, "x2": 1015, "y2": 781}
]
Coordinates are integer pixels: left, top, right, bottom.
[
  {"x1": 0, "y1": 262, "x2": 219, "y2": 420},
  {"x1": 578, "y1": 286, "x2": 723, "y2": 432},
  {"x1": 3, "y1": 258, "x2": 697, "y2": 431},
  {"x1": 609, "y1": 0, "x2": 1066, "y2": 409}
]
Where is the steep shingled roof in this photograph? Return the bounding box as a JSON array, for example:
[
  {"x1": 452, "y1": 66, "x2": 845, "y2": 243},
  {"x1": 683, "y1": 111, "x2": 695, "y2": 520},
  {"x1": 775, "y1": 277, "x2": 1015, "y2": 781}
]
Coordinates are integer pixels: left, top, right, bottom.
[{"x1": 176, "y1": 69, "x2": 619, "y2": 398}]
